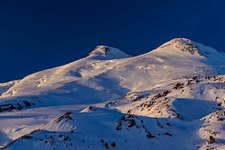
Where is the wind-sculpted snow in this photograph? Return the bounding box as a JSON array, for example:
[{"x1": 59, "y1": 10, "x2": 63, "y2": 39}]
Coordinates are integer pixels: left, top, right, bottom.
[{"x1": 0, "y1": 38, "x2": 224, "y2": 149}]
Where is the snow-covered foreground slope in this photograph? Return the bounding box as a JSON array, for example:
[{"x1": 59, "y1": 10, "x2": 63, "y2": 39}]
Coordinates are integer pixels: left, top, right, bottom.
[{"x1": 0, "y1": 38, "x2": 225, "y2": 150}]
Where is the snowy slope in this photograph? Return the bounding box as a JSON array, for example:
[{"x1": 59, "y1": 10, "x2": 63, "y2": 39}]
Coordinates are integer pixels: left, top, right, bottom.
[{"x1": 0, "y1": 38, "x2": 225, "y2": 150}]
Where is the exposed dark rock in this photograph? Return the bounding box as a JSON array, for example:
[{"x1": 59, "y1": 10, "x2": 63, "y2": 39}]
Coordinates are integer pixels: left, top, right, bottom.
[
  {"x1": 207, "y1": 136, "x2": 216, "y2": 144},
  {"x1": 165, "y1": 132, "x2": 173, "y2": 137},
  {"x1": 127, "y1": 119, "x2": 136, "y2": 128},
  {"x1": 111, "y1": 141, "x2": 116, "y2": 147}
]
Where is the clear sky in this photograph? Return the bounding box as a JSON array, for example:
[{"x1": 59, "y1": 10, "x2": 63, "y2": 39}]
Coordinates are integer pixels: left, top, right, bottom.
[{"x1": 0, "y1": 0, "x2": 224, "y2": 82}]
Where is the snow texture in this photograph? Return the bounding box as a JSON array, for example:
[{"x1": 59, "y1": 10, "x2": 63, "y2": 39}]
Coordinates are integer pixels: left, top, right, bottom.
[{"x1": 0, "y1": 38, "x2": 225, "y2": 150}]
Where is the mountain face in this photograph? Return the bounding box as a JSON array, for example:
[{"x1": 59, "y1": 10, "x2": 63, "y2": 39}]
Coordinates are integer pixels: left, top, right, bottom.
[{"x1": 0, "y1": 38, "x2": 224, "y2": 150}]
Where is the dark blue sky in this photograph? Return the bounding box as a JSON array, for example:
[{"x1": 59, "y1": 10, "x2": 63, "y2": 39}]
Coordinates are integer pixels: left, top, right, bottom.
[{"x1": 0, "y1": 0, "x2": 225, "y2": 82}]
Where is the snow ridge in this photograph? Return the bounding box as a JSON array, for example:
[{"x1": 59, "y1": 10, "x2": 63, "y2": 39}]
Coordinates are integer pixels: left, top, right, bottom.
[
  {"x1": 88, "y1": 45, "x2": 130, "y2": 59},
  {"x1": 0, "y1": 38, "x2": 224, "y2": 150}
]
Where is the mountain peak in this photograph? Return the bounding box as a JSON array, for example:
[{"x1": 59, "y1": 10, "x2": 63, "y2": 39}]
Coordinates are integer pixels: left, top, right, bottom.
[
  {"x1": 89, "y1": 45, "x2": 111, "y2": 55},
  {"x1": 159, "y1": 38, "x2": 204, "y2": 56},
  {"x1": 88, "y1": 45, "x2": 131, "y2": 60}
]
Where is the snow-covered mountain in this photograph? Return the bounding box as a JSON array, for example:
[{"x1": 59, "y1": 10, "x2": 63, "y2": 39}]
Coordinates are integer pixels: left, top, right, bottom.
[{"x1": 0, "y1": 38, "x2": 224, "y2": 150}]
